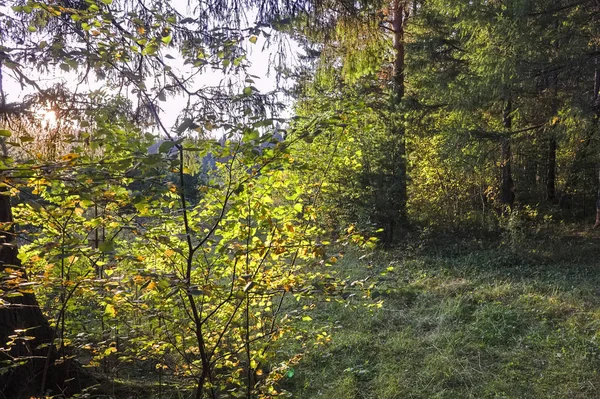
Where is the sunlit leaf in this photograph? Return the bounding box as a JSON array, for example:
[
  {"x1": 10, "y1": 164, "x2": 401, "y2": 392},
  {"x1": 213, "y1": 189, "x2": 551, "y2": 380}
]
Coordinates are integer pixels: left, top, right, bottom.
[{"x1": 104, "y1": 304, "x2": 116, "y2": 318}]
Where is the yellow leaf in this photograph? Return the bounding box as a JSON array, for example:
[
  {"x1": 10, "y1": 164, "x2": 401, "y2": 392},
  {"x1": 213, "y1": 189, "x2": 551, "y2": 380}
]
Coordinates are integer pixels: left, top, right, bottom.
[
  {"x1": 61, "y1": 153, "x2": 79, "y2": 161},
  {"x1": 104, "y1": 304, "x2": 116, "y2": 318},
  {"x1": 104, "y1": 346, "x2": 117, "y2": 356}
]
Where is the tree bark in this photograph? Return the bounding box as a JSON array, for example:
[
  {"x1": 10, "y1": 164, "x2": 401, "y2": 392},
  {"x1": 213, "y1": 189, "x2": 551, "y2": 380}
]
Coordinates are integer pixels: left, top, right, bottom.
[
  {"x1": 559, "y1": 127, "x2": 595, "y2": 207},
  {"x1": 384, "y1": 0, "x2": 409, "y2": 243},
  {"x1": 594, "y1": 65, "x2": 600, "y2": 228},
  {"x1": 595, "y1": 168, "x2": 600, "y2": 228},
  {"x1": 547, "y1": 134, "x2": 557, "y2": 201},
  {"x1": 547, "y1": 68, "x2": 559, "y2": 202},
  {"x1": 0, "y1": 192, "x2": 93, "y2": 397},
  {"x1": 545, "y1": 20, "x2": 560, "y2": 202},
  {"x1": 500, "y1": 100, "x2": 515, "y2": 208}
]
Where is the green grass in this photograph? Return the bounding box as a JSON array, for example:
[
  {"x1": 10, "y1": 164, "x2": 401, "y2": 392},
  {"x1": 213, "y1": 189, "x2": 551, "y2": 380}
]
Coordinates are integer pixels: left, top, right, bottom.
[{"x1": 281, "y1": 229, "x2": 600, "y2": 398}]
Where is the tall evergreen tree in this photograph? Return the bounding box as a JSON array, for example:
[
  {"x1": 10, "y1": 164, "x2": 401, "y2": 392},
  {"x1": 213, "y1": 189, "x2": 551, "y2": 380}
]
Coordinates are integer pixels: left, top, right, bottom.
[
  {"x1": 290, "y1": 0, "x2": 417, "y2": 242},
  {"x1": 407, "y1": 0, "x2": 600, "y2": 222}
]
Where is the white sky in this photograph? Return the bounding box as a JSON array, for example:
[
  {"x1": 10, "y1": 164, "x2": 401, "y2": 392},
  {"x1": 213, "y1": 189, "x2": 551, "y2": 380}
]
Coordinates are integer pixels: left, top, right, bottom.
[{"x1": 1, "y1": 2, "x2": 302, "y2": 135}]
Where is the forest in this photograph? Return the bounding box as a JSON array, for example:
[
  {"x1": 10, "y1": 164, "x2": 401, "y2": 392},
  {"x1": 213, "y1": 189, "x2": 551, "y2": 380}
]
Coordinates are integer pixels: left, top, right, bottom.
[{"x1": 2, "y1": 0, "x2": 600, "y2": 397}]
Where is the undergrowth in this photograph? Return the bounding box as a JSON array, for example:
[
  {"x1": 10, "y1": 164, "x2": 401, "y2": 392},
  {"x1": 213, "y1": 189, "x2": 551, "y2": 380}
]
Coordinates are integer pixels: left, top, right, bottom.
[{"x1": 280, "y1": 226, "x2": 600, "y2": 398}]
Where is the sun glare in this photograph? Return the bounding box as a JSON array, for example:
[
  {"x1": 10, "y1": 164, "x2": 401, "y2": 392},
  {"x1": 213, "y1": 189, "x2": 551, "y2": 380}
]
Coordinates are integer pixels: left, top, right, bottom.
[{"x1": 38, "y1": 109, "x2": 57, "y2": 126}]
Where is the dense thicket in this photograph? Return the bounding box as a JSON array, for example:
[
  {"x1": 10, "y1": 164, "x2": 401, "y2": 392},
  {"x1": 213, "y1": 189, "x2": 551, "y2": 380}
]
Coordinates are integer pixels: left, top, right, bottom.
[
  {"x1": 294, "y1": 0, "x2": 600, "y2": 233},
  {"x1": 2, "y1": 0, "x2": 600, "y2": 397},
  {"x1": 0, "y1": 1, "x2": 352, "y2": 397}
]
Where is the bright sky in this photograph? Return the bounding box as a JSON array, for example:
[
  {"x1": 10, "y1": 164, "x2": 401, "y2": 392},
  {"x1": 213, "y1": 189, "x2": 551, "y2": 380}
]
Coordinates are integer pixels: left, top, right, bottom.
[{"x1": 1, "y1": 2, "x2": 302, "y2": 136}]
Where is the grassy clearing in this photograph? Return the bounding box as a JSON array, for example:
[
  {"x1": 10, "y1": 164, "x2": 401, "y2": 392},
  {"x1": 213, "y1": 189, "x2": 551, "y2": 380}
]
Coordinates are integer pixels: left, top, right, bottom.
[{"x1": 281, "y1": 228, "x2": 600, "y2": 398}]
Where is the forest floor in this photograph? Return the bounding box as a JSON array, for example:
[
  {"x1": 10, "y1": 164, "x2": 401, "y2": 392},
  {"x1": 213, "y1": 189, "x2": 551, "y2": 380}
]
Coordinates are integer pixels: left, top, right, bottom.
[{"x1": 281, "y1": 224, "x2": 600, "y2": 398}]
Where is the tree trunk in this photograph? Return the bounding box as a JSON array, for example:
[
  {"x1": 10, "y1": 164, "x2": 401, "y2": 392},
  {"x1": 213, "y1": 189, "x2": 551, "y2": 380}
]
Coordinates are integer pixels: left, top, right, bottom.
[
  {"x1": 500, "y1": 101, "x2": 515, "y2": 208},
  {"x1": 594, "y1": 65, "x2": 600, "y2": 228},
  {"x1": 384, "y1": 0, "x2": 409, "y2": 243},
  {"x1": 545, "y1": 21, "x2": 560, "y2": 203},
  {"x1": 559, "y1": 127, "x2": 595, "y2": 207},
  {"x1": 0, "y1": 193, "x2": 92, "y2": 398},
  {"x1": 547, "y1": 68, "x2": 559, "y2": 202},
  {"x1": 595, "y1": 168, "x2": 600, "y2": 228},
  {"x1": 547, "y1": 135, "x2": 557, "y2": 201}
]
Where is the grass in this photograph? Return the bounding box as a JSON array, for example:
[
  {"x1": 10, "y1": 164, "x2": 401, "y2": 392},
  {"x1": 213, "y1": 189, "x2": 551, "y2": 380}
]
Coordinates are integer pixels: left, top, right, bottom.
[{"x1": 280, "y1": 227, "x2": 600, "y2": 398}]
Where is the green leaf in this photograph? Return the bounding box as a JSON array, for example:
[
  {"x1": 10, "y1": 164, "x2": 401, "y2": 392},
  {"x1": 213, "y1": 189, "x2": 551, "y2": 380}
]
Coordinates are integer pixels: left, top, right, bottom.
[
  {"x1": 159, "y1": 140, "x2": 177, "y2": 153},
  {"x1": 142, "y1": 45, "x2": 159, "y2": 56},
  {"x1": 161, "y1": 35, "x2": 172, "y2": 45},
  {"x1": 176, "y1": 118, "x2": 194, "y2": 133},
  {"x1": 99, "y1": 241, "x2": 115, "y2": 253},
  {"x1": 104, "y1": 347, "x2": 117, "y2": 355},
  {"x1": 249, "y1": 35, "x2": 258, "y2": 44},
  {"x1": 293, "y1": 203, "x2": 303, "y2": 213},
  {"x1": 187, "y1": 287, "x2": 205, "y2": 296},
  {"x1": 3, "y1": 61, "x2": 19, "y2": 70},
  {"x1": 104, "y1": 304, "x2": 116, "y2": 318},
  {"x1": 243, "y1": 86, "x2": 253, "y2": 96},
  {"x1": 242, "y1": 129, "x2": 259, "y2": 143},
  {"x1": 100, "y1": 0, "x2": 113, "y2": 4},
  {"x1": 0, "y1": 130, "x2": 12, "y2": 137}
]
